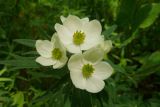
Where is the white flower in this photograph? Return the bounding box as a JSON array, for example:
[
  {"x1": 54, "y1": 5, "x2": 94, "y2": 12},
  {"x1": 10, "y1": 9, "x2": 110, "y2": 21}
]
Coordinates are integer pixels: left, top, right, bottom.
[
  {"x1": 55, "y1": 15, "x2": 103, "y2": 53},
  {"x1": 68, "y1": 47, "x2": 113, "y2": 93},
  {"x1": 35, "y1": 33, "x2": 68, "y2": 69}
]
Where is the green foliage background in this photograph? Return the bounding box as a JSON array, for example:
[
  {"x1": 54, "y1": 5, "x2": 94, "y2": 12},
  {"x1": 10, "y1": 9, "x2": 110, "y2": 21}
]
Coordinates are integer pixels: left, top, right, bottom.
[{"x1": 0, "y1": 0, "x2": 160, "y2": 107}]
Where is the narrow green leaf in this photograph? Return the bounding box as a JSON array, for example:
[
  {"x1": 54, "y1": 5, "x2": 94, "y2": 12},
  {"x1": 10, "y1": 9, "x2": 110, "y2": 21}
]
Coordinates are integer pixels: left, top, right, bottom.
[
  {"x1": 64, "y1": 97, "x2": 71, "y2": 107},
  {"x1": 121, "y1": 30, "x2": 139, "y2": 47},
  {"x1": 140, "y1": 3, "x2": 160, "y2": 28},
  {"x1": 0, "y1": 78, "x2": 12, "y2": 82},
  {"x1": 13, "y1": 39, "x2": 36, "y2": 47},
  {"x1": 0, "y1": 67, "x2": 7, "y2": 76},
  {"x1": 0, "y1": 57, "x2": 40, "y2": 68},
  {"x1": 133, "y1": 3, "x2": 160, "y2": 29}
]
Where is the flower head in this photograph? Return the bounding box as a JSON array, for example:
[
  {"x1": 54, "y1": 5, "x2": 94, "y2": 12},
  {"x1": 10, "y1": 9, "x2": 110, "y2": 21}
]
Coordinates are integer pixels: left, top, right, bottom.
[
  {"x1": 68, "y1": 47, "x2": 113, "y2": 93},
  {"x1": 35, "y1": 33, "x2": 68, "y2": 69},
  {"x1": 55, "y1": 15, "x2": 103, "y2": 53}
]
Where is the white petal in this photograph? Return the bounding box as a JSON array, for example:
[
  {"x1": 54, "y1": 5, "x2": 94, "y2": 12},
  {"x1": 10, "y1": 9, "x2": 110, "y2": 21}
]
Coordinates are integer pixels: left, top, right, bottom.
[
  {"x1": 55, "y1": 23, "x2": 72, "y2": 45},
  {"x1": 81, "y1": 17, "x2": 89, "y2": 24},
  {"x1": 53, "y1": 33, "x2": 66, "y2": 51},
  {"x1": 103, "y1": 40, "x2": 112, "y2": 53},
  {"x1": 93, "y1": 62, "x2": 113, "y2": 80},
  {"x1": 70, "y1": 71, "x2": 86, "y2": 90},
  {"x1": 36, "y1": 40, "x2": 53, "y2": 58},
  {"x1": 36, "y1": 57, "x2": 56, "y2": 66},
  {"x1": 80, "y1": 20, "x2": 102, "y2": 50},
  {"x1": 51, "y1": 33, "x2": 58, "y2": 43},
  {"x1": 63, "y1": 15, "x2": 82, "y2": 33},
  {"x1": 53, "y1": 56, "x2": 68, "y2": 69},
  {"x1": 66, "y1": 44, "x2": 81, "y2": 53},
  {"x1": 60, "y1": 16, "x2": 66, "y2": 23},
  {"x1": 68, "y1": 54, "x2": 83, "y2": 72},
  {"x1": 83, "y1": 20, "x2": 102, "y2": 38},
  {"x1": 68, "y1": 54, "x2": 86, "y2": 89},
  {"x1": 83, "y1": 47, "x2": 104, "y2": 64},
  {"x1": 85, "y1": 77, "x2": 105, "y2": 93},
  {"x1": 80, "y1": 35, "x2": 102, "y2": 50}
]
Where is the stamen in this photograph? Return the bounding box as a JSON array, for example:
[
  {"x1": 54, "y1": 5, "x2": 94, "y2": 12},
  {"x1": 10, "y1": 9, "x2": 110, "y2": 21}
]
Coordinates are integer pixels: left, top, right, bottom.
[
  {"x1": 82, "y1": 64, "x2": 94, "y2": 78},
  {"x1": 52, "y1": 48, "x2": 62, "y2": 60},
  {"x1": 73, "y1": 31, "x2": 85, "y2": 45}
]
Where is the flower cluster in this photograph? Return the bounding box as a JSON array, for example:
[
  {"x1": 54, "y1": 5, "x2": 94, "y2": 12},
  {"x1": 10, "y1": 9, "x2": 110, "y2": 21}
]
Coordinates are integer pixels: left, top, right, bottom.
[{"x1": 35, "y1": 15, "x2": 113, "y2": 93}]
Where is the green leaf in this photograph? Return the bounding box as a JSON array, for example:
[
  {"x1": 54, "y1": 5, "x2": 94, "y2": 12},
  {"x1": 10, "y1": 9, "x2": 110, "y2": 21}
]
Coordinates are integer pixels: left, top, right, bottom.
[
  {"x1": 133, "y1": 3, "x2": 160, "y2": 29},
  {"x1": 28, "y1": 71, "x2": 52, "y2": 79},
  {"x1": 0, "y1": 57, "x2": 40, "y2": 68},
  {"x1": 103, "y1": 24, "x2": 117, "y2": 38},
  {"x1": 140, "y1": 3, "x2": 160, "y2": 28},
  {"x1": 13, "y1": 39, "x2": 36, "y2": 47},
  {"x1": 0, "y1": 67, "x2": 7, "y2": 76},
  {"x1": 12, "y1": 91, "x2": 24, "y2": 107},
  {"x1": 136, "y1": 51, "x2": 160, "y2": 77},
  {"x1": 39, "y1": 0, "x2": 53, "y2": 7},
  {"x1": 120, "y1": 30, "x2": 139, "y2": 47},
  {"x1": 138, "y1": 51, "x2": 160, "y2": 67},
  {"x1": 64, "y1": 97, "x2": 71, "y2": 107},
  {"x1": 148, "y1": 51, "x2": 160, "y2": 64},
  {"x1": 0, "y1": 78, "x2": 12, "y2": 82}
]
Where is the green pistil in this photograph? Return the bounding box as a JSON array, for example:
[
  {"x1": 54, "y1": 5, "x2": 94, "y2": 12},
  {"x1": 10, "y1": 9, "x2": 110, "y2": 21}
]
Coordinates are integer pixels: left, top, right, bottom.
[
  {"x1": 52, "y1": 48, "x2": 62, "y2": 60},
  {"x1": 73, "y1": 31, "x2": 85, "y2": 45},
  {"x1": 82, "y1": 64, "x2": 94, "y2": 79}
]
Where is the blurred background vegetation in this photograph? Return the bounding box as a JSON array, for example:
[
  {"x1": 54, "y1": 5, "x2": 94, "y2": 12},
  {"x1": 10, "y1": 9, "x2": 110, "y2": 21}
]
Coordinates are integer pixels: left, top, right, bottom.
[{"x1": 0, "y1": 0, "x2": 160, "y2": 107}]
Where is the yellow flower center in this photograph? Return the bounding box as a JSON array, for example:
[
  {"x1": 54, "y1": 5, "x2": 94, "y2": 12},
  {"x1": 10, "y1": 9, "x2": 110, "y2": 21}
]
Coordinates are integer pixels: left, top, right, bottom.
[
  {"x1": 73, "y1": 31, "x2": 85, "y2": 45},
  {"x1": 52, "y1": 48, "x2": 62, "y2": 60},
  {"x1": 82, "y1": 64, "x2": 94, "y2": 79}
]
